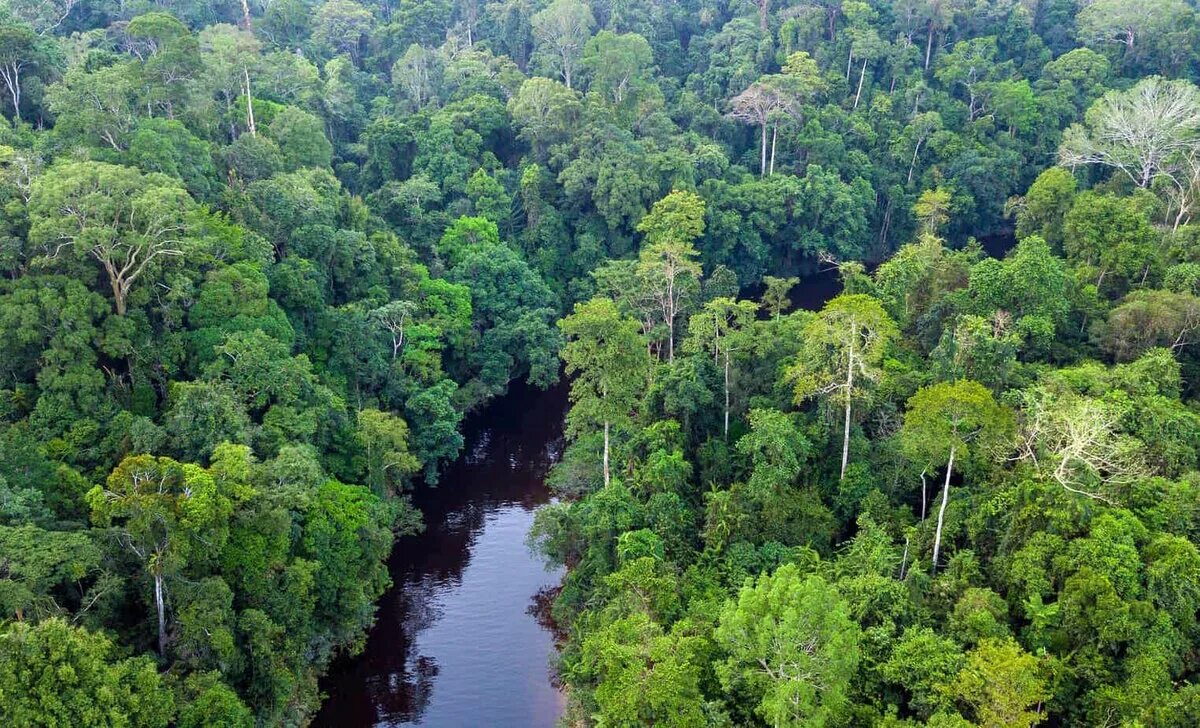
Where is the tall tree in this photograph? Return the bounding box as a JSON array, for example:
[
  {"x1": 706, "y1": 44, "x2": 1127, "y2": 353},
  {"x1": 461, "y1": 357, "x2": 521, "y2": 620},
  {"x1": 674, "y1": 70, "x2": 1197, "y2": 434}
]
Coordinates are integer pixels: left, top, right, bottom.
[
  {"x1": 789, "y1": 294, "x2": 898, "y2": 481},
  {"x1": 531, "y1": 0, "x2": 594, "y2": 89},
  {"x1": 87, "y1": 455, "x2": 238, "y2": 655},
  {"x1": 559, "y1": 297, "x2": 647, "y2": 488},
  {"x1": 901, "y1": 379, "x2": 1012, "y2": 574},
  {"x1": 1059, "y1": 77, "x2": 1200, "y2": 192},
  {"x1": 715, "y1": 565, "x2": 861, "y2": 727},
  {"x1": 0, "y1": 23, "x2": 49, "y2": 120},
  {"x1": 635, "y1": 190, "x2": 705, "y2": 362},
  {"x1": 684, "y1": 297, "x2": 758, "y2": 438},
  {"x1": 28, "y1": 161, "x2": 199, "y2": 316}
]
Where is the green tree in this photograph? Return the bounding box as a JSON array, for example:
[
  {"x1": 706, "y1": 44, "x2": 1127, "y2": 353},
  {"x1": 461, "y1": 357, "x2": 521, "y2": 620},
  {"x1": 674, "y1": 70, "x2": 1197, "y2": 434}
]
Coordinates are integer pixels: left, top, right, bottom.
[
  {"x1": 685, "y1": 296, "x2": 758, "y2": 438},
  {"x1": 311, "y1": 0, "x2": 374, "y2": 64},
  {"x1": 576, "y1": 612, "x2": 706, "y2": 727},
  {"x1": 88, "y1": 455, "x2": 240, "y2": 654},
  {"x1": 356, "y1": 408, "x2": 420, "y2": 498},
  {"x1": 0, "y1": 23, "x2": 52, "y2": 121},
  {"x1": 559, "y1": 297, "x2": 647, "y2": 487},
  {"x1": 531, "y1": 0, "x2": 594, "y2": 89},
  {"x1": 946, "y1": 638, "x2": 1050, "y2": 728},
  {"x1": 0, "y1": 619, "x2": 174, "y2": 727},
  {"x1": 636, "y1": 190, "x2": 705, "y2": 361},
  {"x1": 901, "y1": 380, "x2": 1012, "y2": 574},
  {"x1": 788, "y1": 294, "x2": 898, "y2": 481},
  {"x1": 760, "y1": 276, "x2": 798, "y2": 319},
  {"x1": 715, "y1": 564, "x2": 860, "y2": 727},
  {"x1": 28, "y1": 162, "x2": 199, "y2": 316},
  {"x1": 581, "y1": 31, "x2": 653, "y2": 106}
]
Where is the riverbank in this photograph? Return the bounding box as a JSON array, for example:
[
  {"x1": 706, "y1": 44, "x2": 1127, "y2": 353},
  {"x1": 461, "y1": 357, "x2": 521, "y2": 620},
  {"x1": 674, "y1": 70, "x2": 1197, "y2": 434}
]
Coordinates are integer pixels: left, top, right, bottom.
[{"x1": 314, "y1": 380, "x2": 570, "y2": 727}]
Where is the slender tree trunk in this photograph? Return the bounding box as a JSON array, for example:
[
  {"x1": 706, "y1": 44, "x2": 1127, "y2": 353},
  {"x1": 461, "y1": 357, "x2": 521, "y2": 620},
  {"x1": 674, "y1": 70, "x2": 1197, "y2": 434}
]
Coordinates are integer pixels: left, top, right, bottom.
[
  {"x1": 667, "y1": 275, "x2": 676, "y2": 362},
  {"x1": 854, "y1": 57, "x2": 868, "y2": 108},
  {"x1": 920, "y1": 468, "x2": 928, "y2": 520},
  {"x1": 840, "y1": 353, "x2": 854, "y2": 481},
  {"x1": 760, "y1": 122, "x2": 768, "y2": 177},
  {"x1": 603, "y1": 420, "x2": 610, "y2": 487},
  {"x1": 723, "y1": 352, "x2": 730, "y2": 439},
  {"x1": 154, "y1": 571, "x2": 167, "y2": 655},
  {"x1": 907, "y1": 139, "x2": 923, "y2": 184},
  {"x1": 931, "y1": 446, "x2": 955, "y2": 575},
  {"x1": 925, "y1": 22, "x2": 934, "y2": 70},
  {"x1": 243, "y1": 67, "x2": 256, "y2": 137},
  {"x1": 769, "y1": 124, "x2": 778, "y2": 175},
  {"x1": 846, "y1": 47, "x2": 854, "y2": 81}
]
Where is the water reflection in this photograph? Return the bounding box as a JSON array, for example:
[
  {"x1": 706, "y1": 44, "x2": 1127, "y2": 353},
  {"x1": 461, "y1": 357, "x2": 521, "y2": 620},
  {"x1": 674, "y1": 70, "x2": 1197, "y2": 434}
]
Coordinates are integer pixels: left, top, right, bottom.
[{"x1": 315, "y1": 381, "x2": 568, "y2": 727}]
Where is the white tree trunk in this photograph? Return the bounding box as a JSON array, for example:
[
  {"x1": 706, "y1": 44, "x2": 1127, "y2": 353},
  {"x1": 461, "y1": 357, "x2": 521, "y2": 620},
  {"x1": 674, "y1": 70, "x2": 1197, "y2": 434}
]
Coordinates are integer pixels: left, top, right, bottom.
[
  {"x1": 154, "y1": 571, "x2": 167, "y2": 655},
  {"x1": 760, "y1": 122, "x2": 768, "y2": 177},
  {"x1": 724, "y1": 352, "x2": 730, "y2": 439},
  {"x1": 243, "y1": 67, "x2": 256, "y2": 137},
  {"x1": 603, "y1": 420, "x2": 610, "y2": 487},
  {"x1": 931, "y1": 446, "x2": 955, "y2": 575},
  {"x1": 854, "y1": 58, "x2": 867, "y2": 108},
  {"x1": 769, "y1": 124, "x2": 778, "y2": 175},
  {"x1": 840, "y1": 349, "x2": 854, "y2": 481}
]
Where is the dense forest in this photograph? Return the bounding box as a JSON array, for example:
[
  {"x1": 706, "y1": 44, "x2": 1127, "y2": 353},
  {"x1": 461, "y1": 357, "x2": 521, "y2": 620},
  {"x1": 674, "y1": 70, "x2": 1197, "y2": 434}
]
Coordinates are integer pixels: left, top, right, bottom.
[{"x1": 1, "y1": 0, "x2": 1199, "y2": 725}]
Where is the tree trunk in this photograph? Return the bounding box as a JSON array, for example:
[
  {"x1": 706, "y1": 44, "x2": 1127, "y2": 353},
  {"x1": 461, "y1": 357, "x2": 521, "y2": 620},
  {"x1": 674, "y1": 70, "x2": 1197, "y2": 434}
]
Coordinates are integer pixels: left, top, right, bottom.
[
  {"x1": 931, "y1": 446, "x2": 955, "y2": 575},
  {"x1": 154, "y1": 571, "x2": 167, "y2": 655},
  {"x1": 840, "y1": 352, "x2": 854, "y2": 481},
  {"x1": 111, "y1": 277, "x2": 127, "y2": 316},
  {"x1": 907, "y1": 139, "x2": 923, "y2": 185},
  {"x1": 603, "y1": 420, "x2": 610, "y2": 487},
  {"x1": 920, "y1": 468, "x2": 928, "y2": 520},
  {"x1": 723, "y1": 352, "x2": 730, "y2": 439},
  {"x1": 760, "y1": 122, "x2": 768, "y2": 177},
  {"x1": 854, "y1": 57, "x2": 868, "y2": 108},
  {"x1": 769, "y1": 124, "x2": 778, "y2": 175},
  {"x1": 243, "y1": 67, "x2": 256, "y2": 137},
  {"x1": 925, "y1": 22, "x2": 934, "y2": 70}
]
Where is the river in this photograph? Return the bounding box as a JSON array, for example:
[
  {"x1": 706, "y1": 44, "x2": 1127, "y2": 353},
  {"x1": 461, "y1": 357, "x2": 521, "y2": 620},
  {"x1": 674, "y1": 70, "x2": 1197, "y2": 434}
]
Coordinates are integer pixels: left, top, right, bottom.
[
  {"x1": 314, "y1": 380, "x2": 569, "y2": 728},
  {"x1": 314, "y1": 232, "x2": 1019, "y2": 727}
]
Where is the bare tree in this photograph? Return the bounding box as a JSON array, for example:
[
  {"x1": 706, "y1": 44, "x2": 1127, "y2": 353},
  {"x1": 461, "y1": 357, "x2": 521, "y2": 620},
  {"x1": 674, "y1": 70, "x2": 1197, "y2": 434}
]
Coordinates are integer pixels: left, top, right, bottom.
[
  {"x1": 730, "y1": 77, "x2": 800, "y2": 177},
  {"x1": 1015, "y1": 387, "x2": 1147, "y2": 504},
  {"x1": 1059, "y1": 76, "x2": 1200, "y2": 189},
  {"x1": 372, "y1": 300, "x2": 418, "y2": 359}
]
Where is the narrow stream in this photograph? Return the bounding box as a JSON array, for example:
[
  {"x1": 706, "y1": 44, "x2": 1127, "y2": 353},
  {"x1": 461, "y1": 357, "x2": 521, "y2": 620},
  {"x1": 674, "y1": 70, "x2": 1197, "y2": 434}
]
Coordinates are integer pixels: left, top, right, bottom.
[{"x1": 315, "y1": 380, "x2": 569, "y2": 727}]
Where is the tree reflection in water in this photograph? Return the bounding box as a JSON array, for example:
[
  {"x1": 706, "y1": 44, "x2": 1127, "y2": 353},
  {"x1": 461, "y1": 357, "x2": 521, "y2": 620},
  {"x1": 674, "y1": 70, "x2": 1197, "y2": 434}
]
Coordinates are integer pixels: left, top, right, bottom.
[{"x1": 315, "y1": 380, "x2": 568, "y2": 727}]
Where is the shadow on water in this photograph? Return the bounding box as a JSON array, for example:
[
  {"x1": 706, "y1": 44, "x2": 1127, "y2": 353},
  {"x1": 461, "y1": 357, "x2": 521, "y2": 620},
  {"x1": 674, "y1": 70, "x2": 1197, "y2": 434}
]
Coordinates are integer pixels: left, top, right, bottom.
[{"x1": 315, "y1": 379, "x2": 569, "y2": 728}]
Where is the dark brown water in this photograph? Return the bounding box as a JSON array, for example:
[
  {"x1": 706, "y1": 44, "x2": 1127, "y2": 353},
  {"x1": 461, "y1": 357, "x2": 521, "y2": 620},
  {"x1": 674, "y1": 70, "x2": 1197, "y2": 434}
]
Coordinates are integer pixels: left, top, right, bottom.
[{"x1": 315, "y1": 380, "x2": 568, "y2": 728}]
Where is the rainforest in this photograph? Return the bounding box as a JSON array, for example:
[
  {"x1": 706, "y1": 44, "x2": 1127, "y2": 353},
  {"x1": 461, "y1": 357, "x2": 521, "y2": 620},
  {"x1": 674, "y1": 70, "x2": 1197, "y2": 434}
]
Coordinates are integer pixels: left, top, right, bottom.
[{"x1": 2, "y1": 0, "x2": 1200, "y2": 726}]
